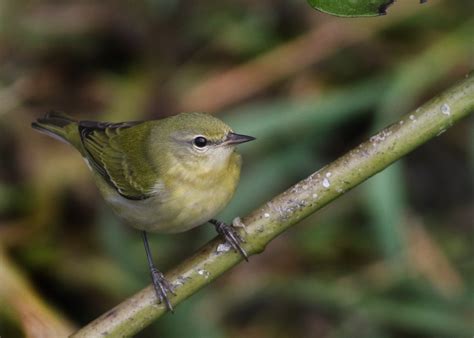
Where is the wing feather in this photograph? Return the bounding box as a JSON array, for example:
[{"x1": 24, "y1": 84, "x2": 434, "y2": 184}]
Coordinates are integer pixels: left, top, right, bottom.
[{"x1": 79, "y1": 121, "x2": 158, "y2": 200}]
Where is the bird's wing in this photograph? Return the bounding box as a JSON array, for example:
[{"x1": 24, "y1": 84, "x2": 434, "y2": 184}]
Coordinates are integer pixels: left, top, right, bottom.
[{"x1": 78, "y1": 120, "x2": 158, "y2": 200}]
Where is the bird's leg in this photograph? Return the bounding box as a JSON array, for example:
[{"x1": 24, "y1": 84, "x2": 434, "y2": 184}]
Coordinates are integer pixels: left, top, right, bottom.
[
  {"x1": 141, "y1": 231, "x2": 175, "y2": 312},
  {"x1": 209, "y1": 219, "x2": 248, "y2": 261}
]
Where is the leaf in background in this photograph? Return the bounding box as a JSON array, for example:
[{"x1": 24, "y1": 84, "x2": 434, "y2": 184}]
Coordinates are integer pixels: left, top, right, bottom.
[{"x1": 307, "y1": 0, "x2": 426, "y2": 17}]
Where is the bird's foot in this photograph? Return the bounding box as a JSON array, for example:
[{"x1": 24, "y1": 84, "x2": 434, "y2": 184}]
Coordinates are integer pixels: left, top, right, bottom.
[
  {"x1": 210, "y1": 219, "x2": 248, "y2": 261},
  {"x1": 150, "y1": 267, "x2": 176, "y2": 312}
]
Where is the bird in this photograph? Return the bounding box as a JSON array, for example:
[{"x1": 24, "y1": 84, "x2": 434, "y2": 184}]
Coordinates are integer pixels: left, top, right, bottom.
[{"x1": 31, "y1": 111, "x2": 255, "y2": 311}]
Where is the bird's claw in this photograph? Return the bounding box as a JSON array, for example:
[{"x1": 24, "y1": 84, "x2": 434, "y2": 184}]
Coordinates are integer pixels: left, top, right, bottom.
[
  {"x1": 150, "y1": 268, "x2": 175, "y2": 312},
  {"x1": 211, "y1": 219, "x2": 248, "y2": 261}
]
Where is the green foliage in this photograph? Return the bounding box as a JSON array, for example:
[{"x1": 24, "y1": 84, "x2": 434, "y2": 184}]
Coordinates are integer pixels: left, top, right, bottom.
[
  {"x1": 307, "y1": 0, "x2": 426, "y2": 17},
  {"x1": 0, "y1": 0, "x2": 472, "y2": 337}
]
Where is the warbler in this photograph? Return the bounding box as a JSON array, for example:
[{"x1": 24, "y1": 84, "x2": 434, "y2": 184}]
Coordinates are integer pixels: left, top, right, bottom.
[{"x1": 31, "y1": 111, "x2": 255, "y2": 311}]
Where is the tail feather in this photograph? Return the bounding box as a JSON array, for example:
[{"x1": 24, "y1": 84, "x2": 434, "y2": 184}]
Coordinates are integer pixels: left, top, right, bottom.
[
  {"x1": 32, "y1": 111, "x2": 78, "y2": 145},
  {"x1": 37, "y1": 111, "x2": 76, "y2": 127}
]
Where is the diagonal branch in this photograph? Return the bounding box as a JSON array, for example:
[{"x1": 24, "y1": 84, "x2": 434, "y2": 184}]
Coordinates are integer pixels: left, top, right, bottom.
[{"x1": 72, "y1": 74, "x2": 474, "y2": 337}]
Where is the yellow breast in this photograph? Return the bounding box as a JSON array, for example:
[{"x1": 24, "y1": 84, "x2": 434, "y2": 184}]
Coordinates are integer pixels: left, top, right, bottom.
[
  {"x1": 158, "y1": 151, "x2": 242, "y2": 233},
  {"x1": 99, "y1": 152, "x2": 242, "y2": 233}
]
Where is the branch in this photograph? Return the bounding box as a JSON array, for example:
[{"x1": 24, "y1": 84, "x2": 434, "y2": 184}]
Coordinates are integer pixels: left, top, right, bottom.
[
  {"x1": 179, "y1": 6, "x2": 414, "y2": 113},
  {"x1": 0, "y1": 245, "x2": 76, "y2": 337},
  {"x1": 72, "y1": 75, "x2": 474, "y2": 337}
]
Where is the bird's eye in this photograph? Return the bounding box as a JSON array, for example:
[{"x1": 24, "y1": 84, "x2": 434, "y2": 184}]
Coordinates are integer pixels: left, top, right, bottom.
[{"x1": 193, "y1": 136, "x2": 208, "y2": 148}]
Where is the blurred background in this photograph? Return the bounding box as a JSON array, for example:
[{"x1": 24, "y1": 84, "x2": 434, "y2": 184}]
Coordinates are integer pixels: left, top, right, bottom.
[{"x1": 0, "y1": 0, "x2": 473, "y2": 337}]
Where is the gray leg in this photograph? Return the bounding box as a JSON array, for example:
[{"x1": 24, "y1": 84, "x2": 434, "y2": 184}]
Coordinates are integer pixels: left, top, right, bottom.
[{"x1": 142, "y1": 231, "x2": 175, "y2": 312}]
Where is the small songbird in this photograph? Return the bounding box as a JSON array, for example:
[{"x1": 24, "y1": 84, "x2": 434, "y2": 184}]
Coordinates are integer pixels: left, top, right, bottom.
[{"x1": 32, "y1": 111, "x2": 255, "y2": 311}]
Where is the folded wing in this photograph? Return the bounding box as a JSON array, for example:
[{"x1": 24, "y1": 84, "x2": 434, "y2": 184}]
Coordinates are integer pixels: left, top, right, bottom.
[{"x1": 79, "y1": 121, "x2": 157, "y2": 200}]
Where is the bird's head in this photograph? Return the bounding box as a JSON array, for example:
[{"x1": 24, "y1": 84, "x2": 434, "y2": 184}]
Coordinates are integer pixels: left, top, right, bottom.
[{"x1": 151, "y1": 112, "x2": 255, "y2": 174}]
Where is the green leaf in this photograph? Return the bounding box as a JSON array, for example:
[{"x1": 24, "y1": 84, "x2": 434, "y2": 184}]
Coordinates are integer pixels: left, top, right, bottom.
[{"x1": 307, "y1": 0, "x2": 410, "y2": 17}]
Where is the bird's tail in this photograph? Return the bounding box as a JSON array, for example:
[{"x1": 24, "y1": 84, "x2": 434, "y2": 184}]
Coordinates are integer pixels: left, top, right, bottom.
[{"x1": 31, "y1": 111, "x2": 80, "y2": 146}]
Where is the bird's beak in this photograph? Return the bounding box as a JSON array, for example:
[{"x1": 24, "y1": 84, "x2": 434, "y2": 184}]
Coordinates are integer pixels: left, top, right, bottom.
[{"x1": 224, "y1": 132, "x2": 256, "y2": 145}]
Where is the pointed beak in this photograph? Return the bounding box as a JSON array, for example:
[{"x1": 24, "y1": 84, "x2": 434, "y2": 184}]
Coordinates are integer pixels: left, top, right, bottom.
[{"x1": 224, "y1": 132, "x2": 256, "y2": 145}]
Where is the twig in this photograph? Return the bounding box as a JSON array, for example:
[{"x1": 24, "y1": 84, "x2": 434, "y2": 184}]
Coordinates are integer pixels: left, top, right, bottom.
[
  {"x1": 404, "y1": 215, "x2": 465, "y2": 297},
  {"x1": 72, "y1": 74, "x2": 474, "y2": 337},
  {"x1": 178, "y1": 8, "x2": 412, "y2": 113},
  {"x1": 0, "y1": 244, "x2": 76, "y2": 337}
]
